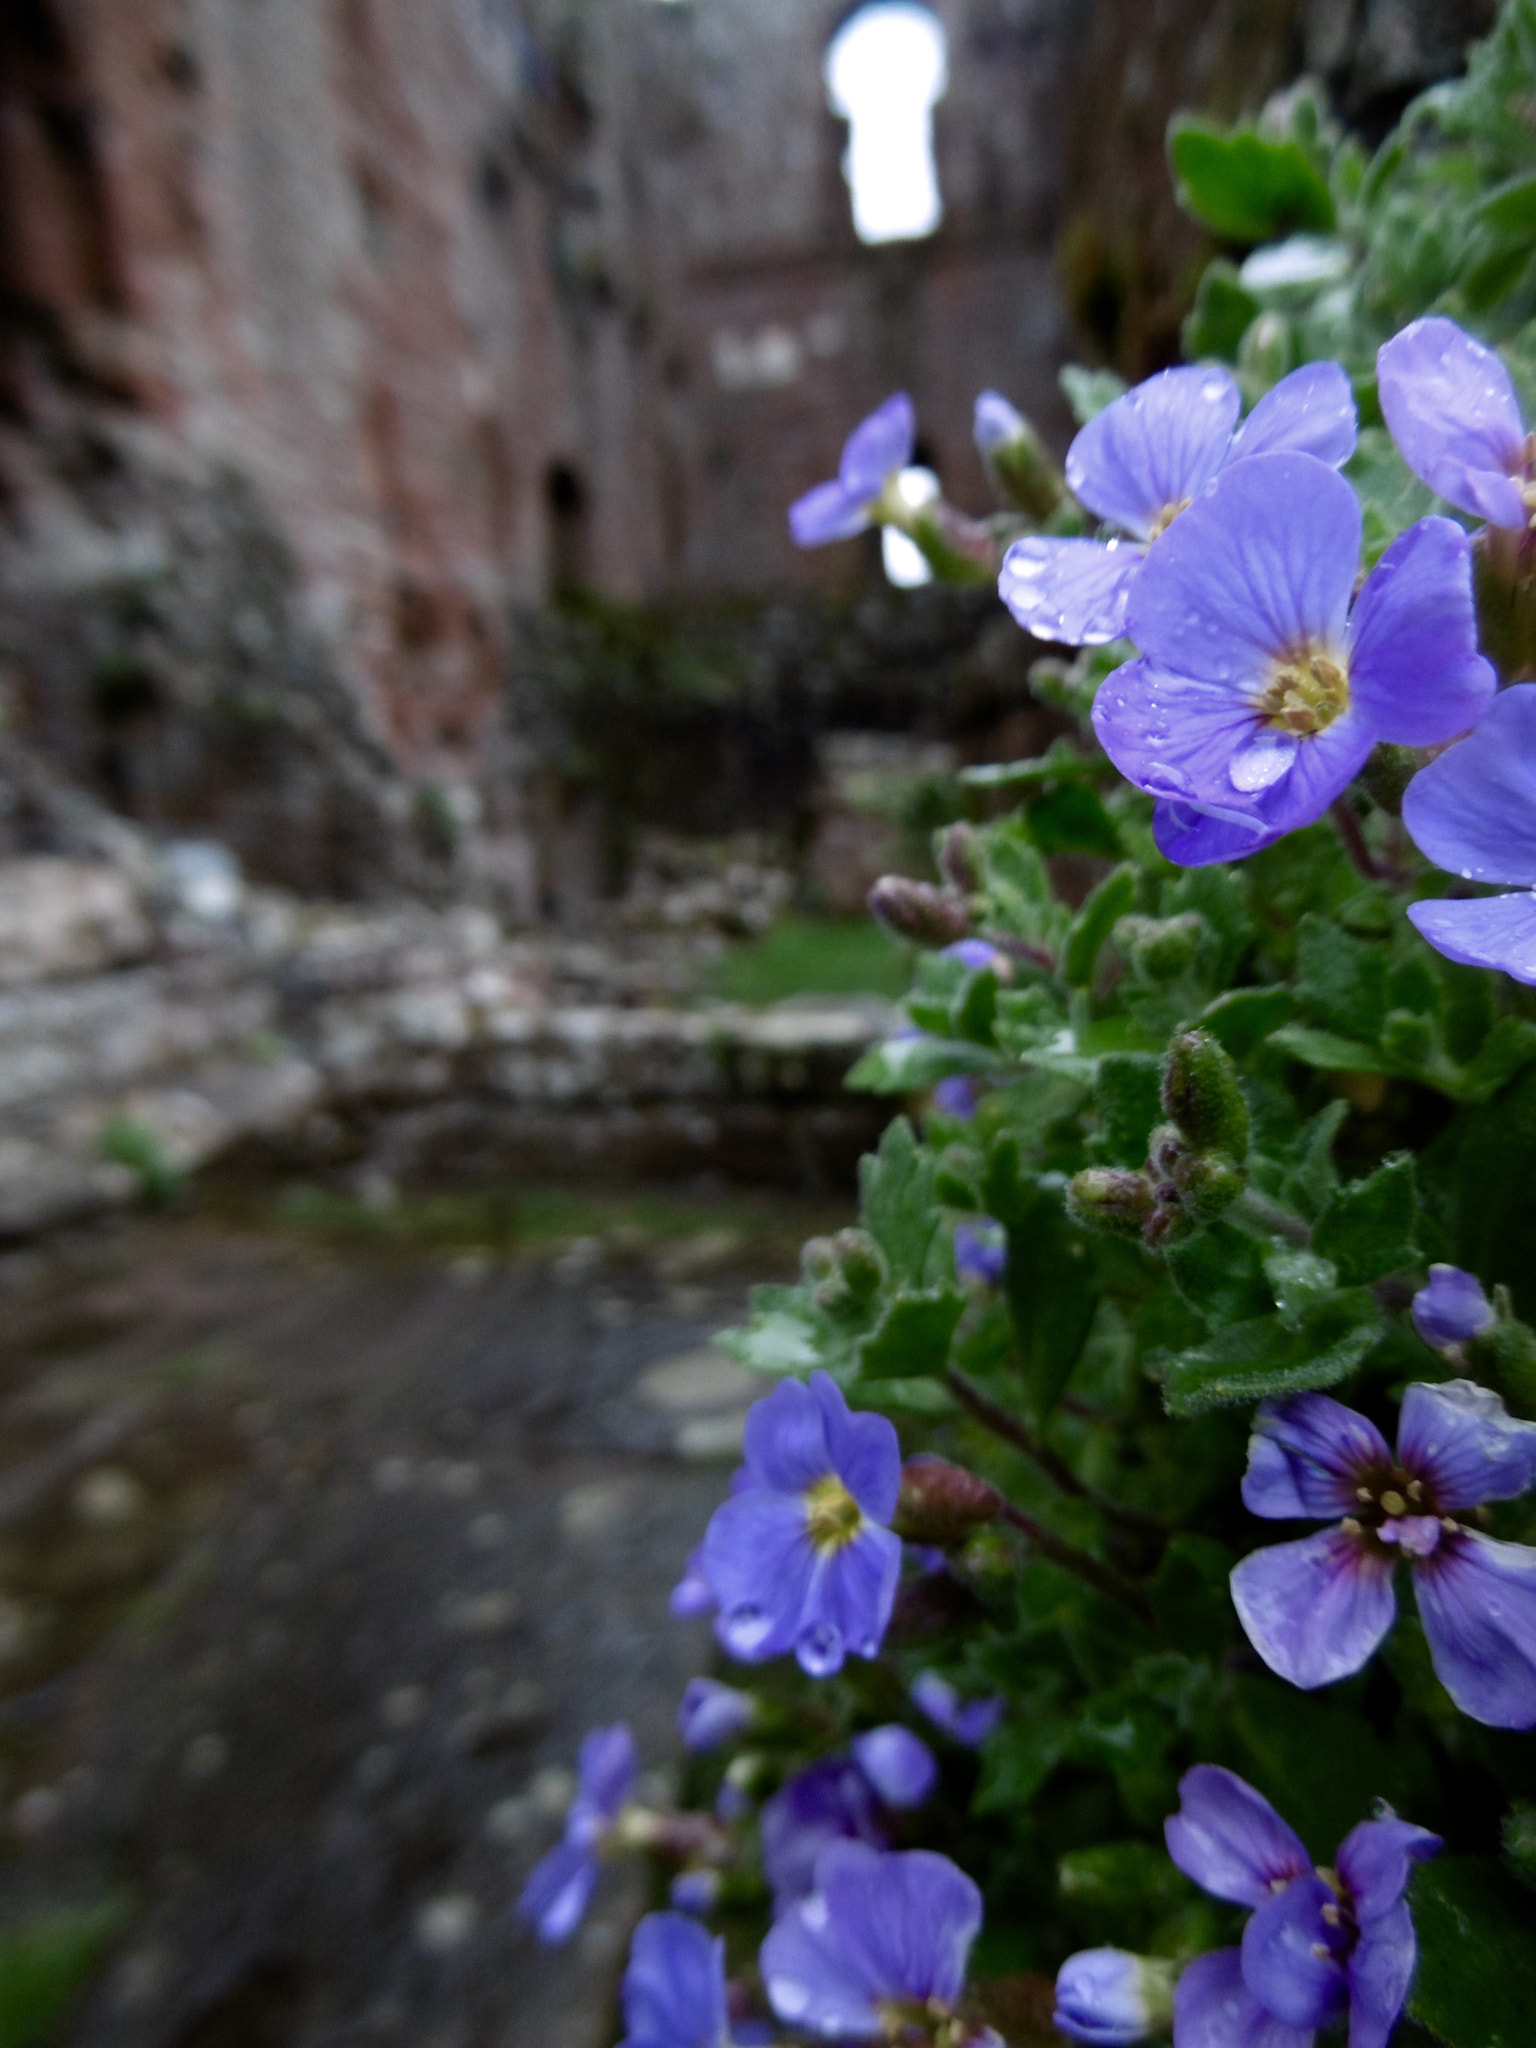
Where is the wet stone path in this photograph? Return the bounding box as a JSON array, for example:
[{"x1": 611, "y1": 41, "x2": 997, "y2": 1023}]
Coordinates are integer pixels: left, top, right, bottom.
[{"x1": 0, "y1": 1198, "x2": 815, "y2": 2048}]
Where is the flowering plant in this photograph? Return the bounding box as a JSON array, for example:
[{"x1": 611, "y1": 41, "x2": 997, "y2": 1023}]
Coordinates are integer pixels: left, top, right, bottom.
[{"x1": 519, "y1": 9, "x2": 1536, "y2": 2045}]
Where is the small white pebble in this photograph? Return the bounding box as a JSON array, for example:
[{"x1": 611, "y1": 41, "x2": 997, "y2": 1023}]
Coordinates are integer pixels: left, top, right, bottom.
[
  {"x1": 415, "y1": 1894, "x2": 480, "y2": 1955},
  {"x1": 12, "y1": 1786, "x2": 61, "y2": 1837},
  {"x1": 73, "y1": 1466, "x2": 147, "y2": 1526},
  {"x1": 372, "y1": 1456, "x2": 414, "y2": 1495},
  {"x1": 483, "y1": 1794, "x2": 535, "y2": 1845},
  {"x1": 529, "y1": 1764, "x2": 576, "y2": 1815},
  {"x1": 380, "y1": 1684, "x2": 428, "y2": 1730}
]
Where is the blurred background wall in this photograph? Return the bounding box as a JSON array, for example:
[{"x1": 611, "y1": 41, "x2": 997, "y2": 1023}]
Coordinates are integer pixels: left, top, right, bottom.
[{"x1": 0, "y1": 0, "x2": 1496, "y2": 900}]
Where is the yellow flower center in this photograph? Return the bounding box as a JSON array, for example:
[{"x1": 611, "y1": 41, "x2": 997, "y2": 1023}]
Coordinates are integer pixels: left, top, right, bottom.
[
  {"x1": 1148, "y1": 497, "x2": 1192, "y2": 540},
  {"x1": 804, "y1": 1474, "x2": 863, "y2": 1553},
  {"x1": 1257, "y1": 642, "x2": 1350, "y2": 735}
]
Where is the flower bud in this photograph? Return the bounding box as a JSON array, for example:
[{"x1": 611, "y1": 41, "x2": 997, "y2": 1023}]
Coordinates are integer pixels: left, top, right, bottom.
[
  {"x1": 868, "y1": 875, "x2": 972, "y2": 948},
  {"x1": 1066, "y1": 1167, "x2": 1155, "y2": 1237},
  {"x1": 1161, "y1": 1030, "x2": 1250, "y2": 1159},
  {"x1": 938, "y1": 821, "x2": 983, "y2": 894},
  {"x1": 1054, "y1": 1949, "x2": 1176, "y2": 2045},
  {"x1": 1466, "y1": 1318, "x2": 1536, "y2": 1420},
  {"x1": 1169, "y1": 1148, "x2": 1246, "y2": 1223},
  {"x1": 1238, "y1": 309, "x2": 1294, "y2": 393},
  {"x1": 893, "y1": 1456, "x2": 1003, "y2": 1543},
  {"x1": 831, "y1": 1227, "x2": 884, "y2": 1299},
  {"x1": 1413, "y1": 1264, "x2": 1496, "y2": 1349},
  {"x1": 801, "y1": 1236, "x2": 838, "y2": 1284},
  {"x1": 974, "y1": 389, "x2": 1066, "y2": 520},
  {"x1": 1115, "y1": 912, "x2": 1207, "y2": 982},
  {"x1": 677, "y1": 1678, "x2": 756, "y2": 1754}
]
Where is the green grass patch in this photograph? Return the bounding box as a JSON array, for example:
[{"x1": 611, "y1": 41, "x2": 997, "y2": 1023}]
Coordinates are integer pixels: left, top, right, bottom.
[{"x1": 706, "y1": 918, "x2": 910, "y2": 1004}]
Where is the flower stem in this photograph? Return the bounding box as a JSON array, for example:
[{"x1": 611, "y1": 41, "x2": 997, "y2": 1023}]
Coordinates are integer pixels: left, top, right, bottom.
[
  {"x1": 992, "y1": 1499, "x2": 1153, "y2": 1624},
  {"x1": 944, "y1": 1366, "x2": 1164, "y2": 1534},
  {"x1": 1231, "y1": 1189, "x2": 1312, "y2": 1247},
  {"x1": 1331, "y1": 796, "x2": 1384, "y2": 881}
]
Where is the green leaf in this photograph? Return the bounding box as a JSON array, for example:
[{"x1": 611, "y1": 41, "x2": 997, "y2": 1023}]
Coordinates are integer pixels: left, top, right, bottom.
[
  {"x1": 1408, "y1": 1859, "x2": 1536, "y2": 2048},
  {"x1": 983, "y1": 1142, "x2": 1099, "y2": 1418},
  {"x1": 1183, "y1": 258, "x2": 1261, "y2": 360},
  {"x1": 0, "y1": 1897, "x2": 133, "y2": 2048},
  {"x1": 1169, "y1": 120, "x2": 1336, "y2": 243},
  {"x1": 1194, "y1": 985, "x2": 1294, "y2": 1056},
  {"x1": 1275, "y1": 1099, "x2": 1349, "y2": 1217},
  {"x1": 1092, "y1": 1052, "x2": 1164, "y2": 1167},
  {"x1": 1025, "y1": 783, "x2": 1122, "y2": 859},
  {"x1": 1157, "y1": 1291, "x2": 1383, "y2": 1416},
  {"x1": 857, "y1": 1288, "x2": 966, "y2": 1379},
  {"x1": 849, "y1": 1376, "x2": 958, "y2": 1416},
  {"x1": 718, "y1": 1286, "x2": 838, "y2": 1376},
  {"x1": 1059, "y1": 1839, "x2": 1193, "y2": 1914},
  {"x1": 1148, "y1": 1535, "x2": 1239, "y2": 1656},
  {"x1": 1065, "y1": 866, "x2": 1137, "y2": 988},
  {"x1": 1167, "y1": 1221, "x2": 1273, "y2": 1325},
  {"x1": 1263, "y1": 1246, "x2": 1339, "y2": 1329},
  {"x1": 1313, "y1": 1152, "x2": 1417, "y2": 1284},
  {"x1": 1059, "y1": 365, "x2": 1126, "y2": 425},
  {"x1": 1228, "y1": 1678, "x2": 1436, "y2": 1860},
  {"x1": 1269, "y1": 1025, "x2": 1387, "y2": 1074},
  {"x1": 1460, "y1": 1015, "x2": 1536, "y2": 1102},
  {"x1": 846, "y1": 1035, "x2": 1002, "y2": 1094},
  {"x1": 861, "y1": 1118, "x2": 942, "y2": 1286},
  {"x1": 1294, "y1": 914, "x2": 1390, "y2": 1041},
  {"x1": 1477, "y1": 169, "x2": 1536, "y2": 236}
]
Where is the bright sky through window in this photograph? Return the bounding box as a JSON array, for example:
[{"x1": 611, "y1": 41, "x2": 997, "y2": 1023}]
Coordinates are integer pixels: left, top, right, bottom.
[{"x1": 825, "y1": 4, "x2": 948, "y2": 245}]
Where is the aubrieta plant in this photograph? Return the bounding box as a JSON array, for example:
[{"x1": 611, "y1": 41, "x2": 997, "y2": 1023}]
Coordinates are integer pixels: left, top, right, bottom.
[{"x1": 516, "y1": 9, "x2": 1536, "y2": 2045}]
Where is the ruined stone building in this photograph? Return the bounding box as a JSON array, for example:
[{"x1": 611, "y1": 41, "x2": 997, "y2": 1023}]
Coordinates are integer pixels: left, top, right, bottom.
[{"x1": 0, "y1": 0, "x2": 1495, "y2": 900}]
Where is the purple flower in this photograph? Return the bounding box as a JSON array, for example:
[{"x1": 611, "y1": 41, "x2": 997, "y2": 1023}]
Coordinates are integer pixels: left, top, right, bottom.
[
  {"x1": 760, "y1": 1841, "x2": 983, "y2": 2039},
  {"x1": 678, "y1": 1678, "x2": 757, "y2": 1753},
  {"x1": 999, "y1": 362, "x2": 1356, "y2": 646},
  {"x1": 953, "y1": 1219, "x2": 1007, "y2": 1287},
  {"x1": 670, "y1": 1868, "x2": 723, "y2": 1915},
  {"x1": 1091, "y1": 452, "x2": 1494, "y2": 867},
  {"x1": 849, "y1": 1725, "x2": 938, "y2": 1809},
  {"x1": 1054, "y1": 1949, "x2": 1175, "y2": 2046},
  {"x1": 516, "y1": 1723, "x2": 636, "y2": 1944},
  {"x1": 699, "y1": 1372, "x2": 902, "y2": 1677},
  {"x1": 943, "y1": 938, "x2": 1007, "y2": 973},
  {"x1": 760, "y1": 1757, "x2": 885, "y2": 1905},
  {"x1": 671, "y1": 1544, "x2": 718, "y2": 1621},
  {"x1": 1230, "y1": 1384, "x2": 1536, "y2": 1726},
  {"x1": 974, "y1": 389, "x2": 1028, "y2": 456},
  {"x1": 619, "y1": 1912, "x2": 732, "y2": 2048},
  {"x1": 1413, "y1": 1265, "x2": 1497, "y2": 1350},
  {"x1": 1166, "y1": 1766, "x2": 1439, "y2": 2048},
  {"x1": 1377, "y1": 316, "x2": 1532, "y2": 529},
  {"x1": 1402, "y1": 684, "x2": 1536, "y2": 982},
  {"x1": 910, "y1": 1670, "x2": 1005, "y2": 1746},
  {"x1": 790, "y1": 395, "x2": 915, "y2": 547},
  {"x1": 932, "y1": 1074, "x2": 979, "y2": 1119}
]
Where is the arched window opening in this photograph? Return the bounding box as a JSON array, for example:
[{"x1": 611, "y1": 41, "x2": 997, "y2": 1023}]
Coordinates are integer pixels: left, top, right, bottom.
[
  {"x1": 824, "y1": 4, "x2": 947, "y2": 247},
  {"x1": 545, "y1": 461, "x2": 591, "y2": 591}
]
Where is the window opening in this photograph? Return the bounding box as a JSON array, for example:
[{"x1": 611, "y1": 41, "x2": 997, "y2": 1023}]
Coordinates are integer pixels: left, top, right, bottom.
[{"x1": 824, "y1": 4, "x2": 947, "y2": 246}]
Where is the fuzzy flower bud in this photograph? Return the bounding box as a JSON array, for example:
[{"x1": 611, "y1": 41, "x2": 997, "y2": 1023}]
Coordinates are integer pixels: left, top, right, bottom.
[
  {"x1": 868, "y1": 875, "x2": 972, "y2": 948},
  {"x1": 1066, "y1": 1167, "x2": 1155, "y2": 1237},
  {"x1": 1054, "y1": 1949, "x2": 1176, "y2": 2045},
  {"x1": 1169, "y1": 1147, "x2": 1246, "y2": 1223},
  {"x1": 1161, "y1": 1030, "x2": 1250, "y2": 1159},
  {"x1": 937, "y1": 821, "x2": 983, "y2": 894},
  {"x1": 893, "y1": 1456, "x2": 1003, "y2": 1544},
  {"x1": 1114, "y1": 912, "x2": 1207, "y2": 982},
  {"x1": 974, "y1": 389, "x2": 1066, "y2": 520}
]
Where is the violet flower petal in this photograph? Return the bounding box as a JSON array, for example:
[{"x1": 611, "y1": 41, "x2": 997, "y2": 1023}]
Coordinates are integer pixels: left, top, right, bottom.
[
  {"x1": 1407, "y1": 894, "x2": 1536, "y2": 985},
  {"x1": 760, "y1": 1896, "x2": 884, "y2": 2038},
  {"x1": 1336, "y1": 1818, "x2": 1441, "y2": 1926},
  {"x1": 1401, "y1": 684, "x2": 1536, "y2": 885},
  {"x1": 1126, "y1": 454, "x2": 1358, "y2": 687},
  {"x1": 703, "y1": 1489, "x2": 816, "y2": 1663},
  {"x1": 1230, "y1": 1529, "x2": 1398, "y2": 1690},
  {"x1": 1412, "y1": 1528, "x2": 1536, "y2": 1728},
  {"x1": 851, "y1": 1725, "x2": 938, "y2": 1809},
  {"x1": 840, "y1": 393, "x2": 915, "y2": 498},
  {"x1": 619, "y1": 1912, "x2": 730, "y2": 2048},
  {"x1": 1226, "y1": 360, "x2": 1358, "y2": 468},
  {"x1": 1377, "y1": 317, "x2": 1527, "y2": 529},
  {"x1": 790, "y1": 479, "x2": 872, "y2": 547},
  {"x1": 760, "y1": 1758, "x2": 883, "y2": 1904},
  {"x1": 677, "y1": 1678, "x2": 756, "y2": 1753},
  {"x1": 1172, "y1": 1947, "x2": 1316, "y2": 2048},
  {"x1": 1242, "y1": 1394, "x2": 1394, "y2": 1520},
  {"x1": 910, "y1": 1670, "x2": 1004, "y2": 1746},
  {"x1": 1240, "y1": 1874, "x2": 1349, "y2": 2030},
  {"x1": 797, "y1": 1523, "x2": 903, "y2": 1673},
  {"x1": 1066, "y1": 365, "x2": 1240, "y2": 536},
  {"x1": 998, "y1": 536, "x2": 1142, "y2": 646},
  {"x1": 814, "y1": 1373, "x2": 901, "y2": 1522},
  {"x1": 1054, "y1": 1948, "x2": 1161, "y2": 2046},
  {"x1": 670, "y1": 1544, "x2": 717, "y2": 1620},
  {"x1": 518, "y1": 1835, "x2": 598, "y2": 1945},
  {"x1": 817, "y1": 1840, "x2": 982, "y2": 2007},
  {"x1": 742, "y1": 1375, "x2": 836, "y2": 1494},
  {"x1": 1412, "y1": 1266, "x2": 1497, "y2": 1349},
  {"x1": 579, "y1": 1723, "x2": 638, "y2": 1816},
  {"x1": 1346, "y1": 517, "x2": 1494, "y2": 745},
  {"x1": 1345, "y1": 1901, "x2": 1418, "y2": 2048},
  {"x1": 1093, "y1": 659, "x2": 1269, "y2": 805},
  {"x1": 1152, "y1": 799, "x2": 1289, "y2": 867},
  {"x1": 1397, "y1": 1379, "x2": 1536, "y2": 1510},
  {"x1": 1164, "y1": 1765, "x2": 1312, "y2": 1908}
]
